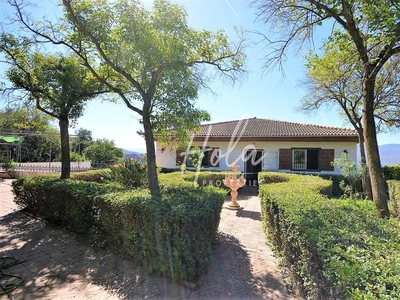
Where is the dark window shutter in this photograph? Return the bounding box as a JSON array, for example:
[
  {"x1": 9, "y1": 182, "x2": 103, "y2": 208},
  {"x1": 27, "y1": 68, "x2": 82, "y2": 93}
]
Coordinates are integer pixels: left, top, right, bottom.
[
  {"x1": 279, "y1": 149, "x2": 292, "y2": 169},
  {"x1": 176, "y1": 149, "x2": 184, "y2": 166},
  {"x1": 209, "y1": 148, "x2": 220, "y2": 167},
  {"x1": 320, "y1": 149, "x2": 334, "y2": 171}
]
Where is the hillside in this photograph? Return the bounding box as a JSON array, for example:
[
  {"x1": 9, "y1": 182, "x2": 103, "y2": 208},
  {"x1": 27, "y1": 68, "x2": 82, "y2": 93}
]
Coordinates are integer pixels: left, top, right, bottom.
[
  {"x1": 122, "y1": 149, "x2": 145, "y2": 162},
  {"x1": 379, "y1": 144, "x2": 400, "y2": 166}
]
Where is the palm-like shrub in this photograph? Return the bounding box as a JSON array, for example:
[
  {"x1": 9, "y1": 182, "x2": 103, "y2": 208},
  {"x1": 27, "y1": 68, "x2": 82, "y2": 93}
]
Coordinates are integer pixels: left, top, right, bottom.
[{"x1": 102, "y1": 158, "x2": 148, "y2": 188}]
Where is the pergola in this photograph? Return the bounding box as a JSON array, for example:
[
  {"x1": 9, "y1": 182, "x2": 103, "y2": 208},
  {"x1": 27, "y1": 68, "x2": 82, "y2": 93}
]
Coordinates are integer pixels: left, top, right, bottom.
[{"x1": 0, "y1": 135, "x2": 24, "y2": 164}]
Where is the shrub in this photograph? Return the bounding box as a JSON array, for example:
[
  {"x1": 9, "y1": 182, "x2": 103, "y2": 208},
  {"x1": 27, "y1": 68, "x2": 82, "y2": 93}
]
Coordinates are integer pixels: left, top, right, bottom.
[
  {"x1": 388, "y1": 180, "x2": 400, "y2": 219},
  {"x1": 101, "y1": 158, "x2": 148, "y2": 188},
  {"x1": 332, "y1": 153, "x2": 363, "y2": 199},
  {"x1": 97, "y1": 186, "x2": 225, "y2": 282},
  {"x1": 181, "y1": 170, "x2": 241, "y2": 190},
  {"x1": 12, "y1": 176, "x2": 122, "y2": 233},
  {"x1": 383, "y1": 165, "x2": 400, "y2": 181},
  {"x1": 259, "y1": 172, "x2": 400, "y2": 299},
  {"x1": 70, "y1": 169, "x2": 107, "y2": 183},
  {"x1": 54, "y1": 152, "x2": 88, "y2": 162},
  {"x1": 0, "y1": 158, "x2": 16, "y2": 173},
  {"x1": 12, "y1": 175, "x2": 225, "y2": 283},
  {"x1": 159, "y1": 167, "x2": 180, "y2": 173}
]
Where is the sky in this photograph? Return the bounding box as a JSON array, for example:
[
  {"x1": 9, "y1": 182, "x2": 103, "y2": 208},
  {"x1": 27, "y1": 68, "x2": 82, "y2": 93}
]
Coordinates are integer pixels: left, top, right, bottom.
[{"x1": 1, "y1": 0, "x2": 399, "y2": 152}]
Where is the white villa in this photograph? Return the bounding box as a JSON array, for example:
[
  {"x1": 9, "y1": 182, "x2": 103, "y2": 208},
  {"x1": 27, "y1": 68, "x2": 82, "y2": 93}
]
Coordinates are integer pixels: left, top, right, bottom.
[{"x1": 156, "y1": 118, "x2": 358, "y2": 184}]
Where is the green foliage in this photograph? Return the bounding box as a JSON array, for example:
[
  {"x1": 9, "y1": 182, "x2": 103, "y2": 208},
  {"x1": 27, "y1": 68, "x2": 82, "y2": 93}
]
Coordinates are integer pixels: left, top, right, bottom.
[
  {"x1": 187, "y1": 147, "x2": 204, "y2": 172},
  {"x1": 2, "y1": 43, "x2": 105, "y2": 124},
  {"x1": 179, "y1": 170, "x2": 240, "y2": 191},
  {"x1": 0, "y1": 157, "x2": 16, "y2": 172},
  {"x1": 70, "y1": 169, "x2": 107, "y2": 183},
  {"x1": 383, "y1": 164, "x2": 400, "y2": 181},
  {"x1": 1, "y1": 34, "x2": 109, "y2": 178},
  {"x1": 97, "y1": 185, "x2": 225, "y2": 282},
  {"x1": 102, "y1": 158, "x2": 148, "y2": 188},
  {"x1": 71, "y1": 128, "x2": 94, "y2": 155},
  {"x1": 0, "y1": 107, "x2": 60, "y2": 162},
  {"x1": 83, "y1": 139, "x2": 124, "y2": 165},
  {"x1": 54, "y1": 152, "x2": 87, "y2": 162},
  {"x1": 259, "y1": 172, "x2": 400, "y2": 299},
  {"x1": 12, "y1": 173, "x2": 226, "y2": 283},
  {"x1": 388, "y1": 180, "x2": 400, "y2": 219},
  {"x1": 332, "y1": 152, "x2": 363, "y2": 199},
  {"x1": 12, "y1": 176, "x2": 122, "y2": 233},
  {"x1": 58, "y1": 0, "x2": 245, "y2": 191}
]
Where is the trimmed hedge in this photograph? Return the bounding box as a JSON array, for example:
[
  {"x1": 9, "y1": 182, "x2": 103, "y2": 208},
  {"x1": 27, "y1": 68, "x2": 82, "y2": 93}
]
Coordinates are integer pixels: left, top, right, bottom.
[
  {"x1": 388, "y1": 180, "x2": 400, "y2": 219},
  {"x1": 383, "y1": 165, "x2": 400, "y2": 181},
  {"x1": 159, "y1": 170, "x2": 239, "y2": 192},
  {"x1": 70, "y1": 169, "x2": 108, "y2": 183},
  {"x1": 96, "y1": 186, "x2": 225, "y2": 282},
  {"x1": 12, "y1": 176, "x2": 123, "y2": 233},
  {"x1": 181, "y1": 171, "x2": 241, "y2": 191},
  {"x1": 12, "y1": 175, "x2": 226, "y2": 283},
  {"x1": 258, "y1": 172, "x2": 400, "y2": 299}
]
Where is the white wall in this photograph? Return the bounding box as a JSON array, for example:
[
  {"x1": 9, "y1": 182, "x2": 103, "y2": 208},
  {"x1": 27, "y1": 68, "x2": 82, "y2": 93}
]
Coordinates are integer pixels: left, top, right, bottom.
[{"x1": 156, "y1": 140, "x2": 357, "y2": 175}]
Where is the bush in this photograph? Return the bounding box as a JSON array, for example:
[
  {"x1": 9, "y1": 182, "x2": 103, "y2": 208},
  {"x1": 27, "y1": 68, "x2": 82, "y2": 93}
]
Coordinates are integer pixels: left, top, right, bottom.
[
  {"x1": 383, "y1": 165, "x2": 400, "y2": 181},
  {"x1": 388, "y1": 180, "x2": 400, "y2": 219},
  {"x1": 54, "y1": 152, "x2": 88, "y2": 162},
  {"x1": 332, "y1": 152, "x2": 363, "y2": 199},
  {"x1": 259, "y1": 172, "x2": 400, "y2": 299},
  {"x1": 12, "y1": 174, "x2": 225, "y2": 283},
  {"x1": 12, "y1": 176, "x2": 122, "y2": 233},
  {"x1": 70, "y1": 169, "x2": 107, "y2": 183},
  {"x1": 159, "y1": 167, "x2": 180, "y2": 173},
  {"x1": 101, "y1": 158, "x2": 148, "y2": 188},
  {"x1": 181, "y1": 170, "x2": 241, "y2": 190},
  {"x1": 97, "y1": 186, "x2": 225, "y2": 282},
  {"x1": 0, "y1": 158, "x2": 16, "y2": 173}
]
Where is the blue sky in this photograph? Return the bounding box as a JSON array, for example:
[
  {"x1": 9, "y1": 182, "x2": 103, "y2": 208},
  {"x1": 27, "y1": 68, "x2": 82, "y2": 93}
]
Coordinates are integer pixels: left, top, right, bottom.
[{"x1": 1, "y1": 0, "x2": 399, "y2": 152}]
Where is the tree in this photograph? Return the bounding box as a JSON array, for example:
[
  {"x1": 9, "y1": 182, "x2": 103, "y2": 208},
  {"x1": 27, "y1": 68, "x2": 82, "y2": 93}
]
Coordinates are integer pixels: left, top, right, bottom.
[
  {"x1": 300, "y1": 42, "x2": 400, "y2": 200},
  {"x1": 83, "y1": 139, "x2": 124, "y2": 166},
  {"x1": 0, "y1": 34, "x2": 108, "y2": 178},
  {"x1": 4, "y1": 0, "x2": 246, "y2": 194},
  {"x1": 0, "y1": 106, "x2": 60, "y2": 162},
  {"x1": 71, "y1": 127, "x2": 93, "y2": 155},
  {"x1": 254, "y1": 0, "x2": 400, "y2": 218}
]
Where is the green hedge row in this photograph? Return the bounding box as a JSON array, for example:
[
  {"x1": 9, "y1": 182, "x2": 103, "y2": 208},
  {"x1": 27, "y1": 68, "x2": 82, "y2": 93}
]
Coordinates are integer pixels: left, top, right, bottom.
[
  {"x1": 181, "y1": 171, "x2": 240, "y2": 190},
  {"x1": 12, "y1": 175, "x2": 226, "y2": 283},
  {"x1": 388, "y1": 180, "x2": 400, "y2": 219},
  {"x1": 70, "y1": 169, "x2": 108, "y2": 183},
  {"x1": 12, "y1": 176, "x2": 122, "y2": 233},
  {"x1": 258, "y1": 172, "x2": 400, "y2": 299},
  {"x1": 383, "y1": 165, "x2": 400, "y2": 181}
]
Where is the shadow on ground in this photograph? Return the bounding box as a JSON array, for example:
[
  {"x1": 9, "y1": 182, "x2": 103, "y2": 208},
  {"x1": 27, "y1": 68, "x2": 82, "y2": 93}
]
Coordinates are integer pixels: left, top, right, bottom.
[{"x1": 0, "y1": 208, "x2": 284, "y2": 299}]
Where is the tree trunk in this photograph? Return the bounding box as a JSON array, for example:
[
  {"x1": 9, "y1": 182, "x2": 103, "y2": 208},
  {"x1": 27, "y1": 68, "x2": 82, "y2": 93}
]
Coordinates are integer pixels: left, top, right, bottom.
[
  {"x1": 59, "y1": 118, "x2": 71, "y2": 179},
  {"x1": 142, "y1": 111, "x2": 159, "y2": 195},
  {"x1": 357, "y1": 130, "x2": 372, "y2": 200},
  {"x1": 362, "y1": 71, "x2": 390, "y2": 218}
]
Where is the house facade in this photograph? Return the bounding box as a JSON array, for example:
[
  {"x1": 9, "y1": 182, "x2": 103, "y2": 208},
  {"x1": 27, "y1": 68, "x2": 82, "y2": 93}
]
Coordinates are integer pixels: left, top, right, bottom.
[{"x1": 156, "y1": 118, "x2": 359, "y2": 185}]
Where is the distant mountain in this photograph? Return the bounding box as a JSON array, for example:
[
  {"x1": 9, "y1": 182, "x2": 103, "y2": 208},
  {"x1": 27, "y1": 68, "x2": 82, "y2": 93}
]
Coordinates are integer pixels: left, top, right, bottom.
[
  {"x1": 379, "y1": 144, "x2": 400, "y2": 166},
  {"x1": 122, "y1": 149, "x2": 145, "y2": 162}
]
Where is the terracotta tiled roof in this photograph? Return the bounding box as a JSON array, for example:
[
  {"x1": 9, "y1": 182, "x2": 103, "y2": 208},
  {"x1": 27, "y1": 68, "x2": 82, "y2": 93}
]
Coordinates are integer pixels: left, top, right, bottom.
[{"x1": 195, "y1": 118, "x2": 358, "y2": 137}]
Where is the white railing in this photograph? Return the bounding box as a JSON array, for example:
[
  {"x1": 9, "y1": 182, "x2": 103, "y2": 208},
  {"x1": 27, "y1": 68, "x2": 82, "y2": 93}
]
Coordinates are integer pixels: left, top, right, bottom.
[{"x1": 0, "y1": 162, "x2": 91, "y2": 173}]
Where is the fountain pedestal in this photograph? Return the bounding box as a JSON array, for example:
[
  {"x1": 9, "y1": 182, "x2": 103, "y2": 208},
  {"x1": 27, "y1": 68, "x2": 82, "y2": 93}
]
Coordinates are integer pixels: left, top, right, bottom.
[{"x1": 223, "y1": 159, "x2": 246, "y2": 210}]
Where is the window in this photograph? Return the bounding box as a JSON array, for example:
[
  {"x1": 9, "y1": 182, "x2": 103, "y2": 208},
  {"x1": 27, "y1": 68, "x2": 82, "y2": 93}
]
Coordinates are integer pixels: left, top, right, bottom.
[
  {"x1": 176, "y1": 147, "x2": 220, "y2": 168},
  {"x1": 279, "y1": 148, "x2": 334, "y2": 171},
  {"x1": 292, "y1": 149, "x2": 319, "y2": 171}
]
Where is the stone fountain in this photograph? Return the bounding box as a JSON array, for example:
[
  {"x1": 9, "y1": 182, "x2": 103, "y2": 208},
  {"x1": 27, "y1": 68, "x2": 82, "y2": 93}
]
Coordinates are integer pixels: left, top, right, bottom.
[{"x1": 223, "y1": 158, "x2": 246, "y2": 210}]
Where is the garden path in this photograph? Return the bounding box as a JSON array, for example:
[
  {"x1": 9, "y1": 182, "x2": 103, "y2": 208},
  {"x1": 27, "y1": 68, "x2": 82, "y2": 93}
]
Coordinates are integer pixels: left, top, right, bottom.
[{"x1": 0, "y1": 179, "x2": 293, "y2": 299}]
